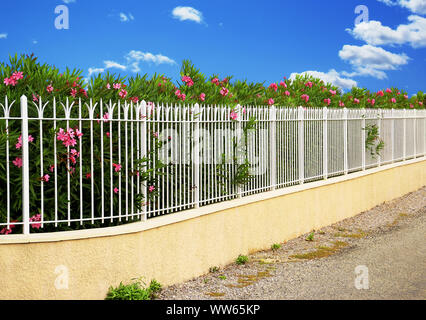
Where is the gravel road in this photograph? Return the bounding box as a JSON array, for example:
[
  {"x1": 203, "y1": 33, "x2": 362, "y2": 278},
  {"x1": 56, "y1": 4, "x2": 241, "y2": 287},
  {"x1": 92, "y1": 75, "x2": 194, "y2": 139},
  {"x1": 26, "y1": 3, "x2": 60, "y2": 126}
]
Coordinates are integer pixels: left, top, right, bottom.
[{"x1": 159, "y1": 186, "x2": 426, "y2": 300}]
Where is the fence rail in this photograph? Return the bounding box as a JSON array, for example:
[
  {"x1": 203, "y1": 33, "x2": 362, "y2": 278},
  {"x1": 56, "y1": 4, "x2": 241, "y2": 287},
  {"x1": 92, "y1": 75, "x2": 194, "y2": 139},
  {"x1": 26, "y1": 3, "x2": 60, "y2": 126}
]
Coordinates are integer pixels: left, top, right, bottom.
[{"x1": 0, "y1": 95, "x2": 425, "y2": 235}]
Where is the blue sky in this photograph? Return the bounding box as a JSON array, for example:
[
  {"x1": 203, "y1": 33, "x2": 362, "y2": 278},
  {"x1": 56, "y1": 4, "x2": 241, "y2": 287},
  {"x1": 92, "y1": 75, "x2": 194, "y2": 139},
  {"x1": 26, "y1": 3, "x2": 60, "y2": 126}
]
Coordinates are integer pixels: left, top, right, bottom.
[{"x1": 0, "y1": 0, "x2": 425, "y2": 95}]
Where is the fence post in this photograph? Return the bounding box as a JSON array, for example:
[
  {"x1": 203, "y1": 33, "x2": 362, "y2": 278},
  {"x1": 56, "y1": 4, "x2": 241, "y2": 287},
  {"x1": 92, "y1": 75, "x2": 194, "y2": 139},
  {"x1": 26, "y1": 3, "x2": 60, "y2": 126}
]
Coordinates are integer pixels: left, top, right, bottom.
[
  {"x1": 298, "y1": 106, "x2": 304, "y2": 184},
  {"x1": 21, "y1": 95, "x2": 30, "y2": 235},
  {"x1": 361, "y1": 109, "x2": 366, "y2": 171},
  {"x1": 323, "y1": 107, "x2": 328, "y2": 179},
  {"x1": 193, "y1": 103, "x2": 200, "y2": 208},
  {"x1": 377, "y1": 110, "x2": 382, "y2": 167},
  {"x1": 236, "y1": 105, "x2": 243, "y2": 198},
  {"x1": 413, "y1": 109, "x2": 417, "y2": 158},
  {"x1": 391, "y1": 109, "x2": 395, "y2": 163},
  {"x1": 140, "y1": 100, "x2": 147, "y2": 221},
  {"x1": 269, "y1": 105, "x2": 276, "y2": 191},
  {"x1": 343, "y1": 107, "x2": 348, "y2": 174},
  {"x1": 403, "y1": 109, "x2": 407, "y2": 161}
]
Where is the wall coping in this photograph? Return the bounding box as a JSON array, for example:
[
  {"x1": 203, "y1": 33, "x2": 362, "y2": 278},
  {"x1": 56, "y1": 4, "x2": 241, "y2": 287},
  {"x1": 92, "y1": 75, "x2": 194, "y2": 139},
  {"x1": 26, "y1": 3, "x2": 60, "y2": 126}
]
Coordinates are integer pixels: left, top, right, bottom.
[{"x1": 1, "y1": 157, "x2": 425, "y2": 245}]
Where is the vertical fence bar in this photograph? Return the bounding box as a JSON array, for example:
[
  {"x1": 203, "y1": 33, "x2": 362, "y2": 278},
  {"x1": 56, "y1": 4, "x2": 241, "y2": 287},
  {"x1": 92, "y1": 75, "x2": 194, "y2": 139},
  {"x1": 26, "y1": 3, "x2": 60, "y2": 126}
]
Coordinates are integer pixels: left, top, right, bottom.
[
  {"x1": 361, "y1": 109, "x2": 366, "y2": 171},
  {"x1": 403, "y1": 108, "x2": 407, "y2": 161},
  {"x1": 343, "y1": 108, "x2": 348, "y2": 174},
  {"x1": 236, "y1": 105, "x2": 243, "y2": 197},
  {"x1": 269, "y1": 105, "x2": 276, "y2": 190},
  {"x1": 323, "y1": 107, "x2": 328, "y2": 179},
  {"x1": 391, "y1": 109, "x2": 395, "y2": 163},
  {"x1": 21, "y1": 95, "x2": 30, "y2": 235},
  {"x1": 298, "y1": 106, "x2": 304, "y2": 184},
  {"x1": 413, "y1": 109, "x2": 417, "y2": 158},
  {"x1": 140, "y1": 101, "x2": 147, "y2": 221},
  {"x1": 193, "y1": 103, "x2": 200, "y2": 208},
  {"x1": 377, "y1": 110, "x2": 382, "y2": 166}
]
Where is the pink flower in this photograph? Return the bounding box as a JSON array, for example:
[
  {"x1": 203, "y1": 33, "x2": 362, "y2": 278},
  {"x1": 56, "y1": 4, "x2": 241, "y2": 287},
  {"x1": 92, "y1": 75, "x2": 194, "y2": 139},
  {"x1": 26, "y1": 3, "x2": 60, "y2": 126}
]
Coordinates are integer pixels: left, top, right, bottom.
[
  {"x1": 410, "y1": 104, "x2": 414, "y2": 109},
  {"x1": 114, "y1": 187, "x2": 119, "y2": 194},
  {"x1": 301, "y1": 94, "x2": 309, "y2": 103},
  {"x1": 200, "y1": 93, "x2": 206, "y2": 101},
  {"x1": 112, "y1": 163, "x2": 122, "y2": 172},
  {"x1": 391, "y1": 98, "x2": 396, "y2": 103},
  {"x1": 106, "y1": 132, "x2": 110, "y2": 138},
  {"x1": 131, "y1": 96, "x2": 139, "y2": 103},
  {"x1": 371, "y1": 98, "x2": 376, "y2": 106},
  {"x1": 324, "y1": 98, "x2": 331, "y2": 106},
  {"x1": 12, "y1": 71, "x2": 23, "y2": 80},
  {"x1": 305, "y1": 81, "x2": 313, "y2": 88},
  {"x1": 103, "y1": 112, "x2": 110, "y2": 122},
  {"x1": 329, "y1": 90, "x2": 336, "y2": 96},
  {"x1": 113, "y1": 83, "x2": 121, "y2": 90},
  {"x1": 404, "y1": 95, "x2": 408, "y2": 99},
  {"x1": 211, "y1": 78, "x2": 220, "y2": 86},
  {"x1": 376, "y1": 90, "x2": 384, "y2": 97},
  {"x1": 119, "y1": 89, "x2": 128, "y2": 99},
  {"x1": 230, "y1": 111, "x2": 238, "y2": 120},
  {"x1": 148, "y1": 185, "x2": 155, "y2": 192},
  {"x1": 75, "y1": 129, "x2": 83, "y2": 139},
  {"x1": 419, "y1": 101, "x2": 423, "y2": 106},
  {"x1": 279, "y1": 81, "x2": 287, "y2": 88},
  {"x1": 13, "y1": 157, "x2": 23, "y2": 168},
  {"x1": 180, "y1": 93, "x2": 186, "y2": 101},
  {"x1": 353, "y1": 98, "x2": 360, "y2": 104},
  {"x1": 0, "y1": 223, "x2": 15, "y2": 234},
  {"x1": 70, "y1": 88, "x2": 77, "y2": 97},
  {"x1": 42, "y1": 174, "x2": 50, "y2": 182},
  {"x1": 268, "y1": 98, "x2": 274, "y2": 106},
  {"x1": 106, "y1": 83, "x2": 111, "y2": 89},
  {"x1": 86, "y1": 173, "x2": 91, "y2": 179},
  {"x1": 15, "y1": 142, "x2": 22, "y2": 150},
  {"x1": 32, "y1": 93, "x2": 39, "y2": 102},
  {"x1": 29, "y1": 214, "x2": 41, "y2": 229},
  {"x1": 339, "y1": 101, "x2": 345, "y2": 107},
  {"x1": 386, "y1": 88, "x2": 392, "y2": 94},
  {"x1": 220, "y1": 87, "x2": 229, "y2": 97},
  {"x1": 152, "y1": 132, "x2": 159, "y2": 138},
  {"x1": 269, "y1": 83, "x2": 278, "y2": 92},
  {"x1": 182, "y1": 75, "x2": 194, "y2": 87},
  {"x1": 49, "y1": 165, "x2": 55, "y2": 173},
  {"x1": 284, "y1": 90, "x2": 290, "y2": 96},
  {"x1": 46, "y1": 84, "x2": 54, "y2": 93}
]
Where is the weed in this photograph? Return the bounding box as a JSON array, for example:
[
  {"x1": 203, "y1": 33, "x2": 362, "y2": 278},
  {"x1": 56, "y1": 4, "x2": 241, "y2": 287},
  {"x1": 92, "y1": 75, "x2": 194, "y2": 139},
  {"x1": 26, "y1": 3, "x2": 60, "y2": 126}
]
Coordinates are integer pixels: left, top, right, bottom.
[
  {"x1": 271, "y1": 243, "x2": 281, "y2": 250},
  {"x1": 236, "y1": 255, "x2": 249, "y2": 265},
  {"x1": 305, "y1": 231, "x2": 315, "y2": 241},
  {"x1": 105, "y1": 278, "x2": 162, "y2": 300},
  {"x1": 209, "y1": 266, "x2": 219, "y2": 273},
  {"x1": 218, "y1": 275, "x2": 227, "y2": 280}
]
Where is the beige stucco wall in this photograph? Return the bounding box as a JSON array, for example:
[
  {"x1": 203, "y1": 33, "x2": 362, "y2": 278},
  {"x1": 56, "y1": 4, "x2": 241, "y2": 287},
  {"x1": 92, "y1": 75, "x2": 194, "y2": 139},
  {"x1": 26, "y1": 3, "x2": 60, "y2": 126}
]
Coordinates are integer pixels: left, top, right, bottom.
[{"x1": 0, "y1": 159, "x2": 425, "y2": 300}]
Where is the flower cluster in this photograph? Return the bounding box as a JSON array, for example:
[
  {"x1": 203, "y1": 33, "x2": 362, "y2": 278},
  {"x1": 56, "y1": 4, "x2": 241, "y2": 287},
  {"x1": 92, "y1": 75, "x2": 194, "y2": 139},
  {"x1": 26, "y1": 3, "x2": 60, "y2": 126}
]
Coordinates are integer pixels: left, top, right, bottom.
[
  {"x1": 57, "y1": 127, "x2": 83, "y2": 148},
  {"x1": 3, "y1": 71, "x2": 24, "y2": 86}
]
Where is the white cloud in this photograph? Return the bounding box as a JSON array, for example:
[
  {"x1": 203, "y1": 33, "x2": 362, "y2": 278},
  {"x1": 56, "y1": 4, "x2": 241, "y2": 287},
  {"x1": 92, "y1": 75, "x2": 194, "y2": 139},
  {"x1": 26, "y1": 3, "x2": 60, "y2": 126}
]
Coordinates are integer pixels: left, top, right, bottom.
[
  {"x1": 33, "y1": 40, "x2": 38, "y2": 44},
  {"x1": 338, "y1": 44, "x2": 410, "y2": 79},
  {"x1": 377, "y1": 0, "x2": 426, "y2": 15},
  {"x1": 63, "y1": 0, "x2": 76, "y2": 4},
  {"x1": 88, "y1": 67, "x2": 105, "y2": 77},
  {"x1": 125, "y1": 50, "x2": 176, "y2": 72},
  {"x1": 172, "y1": 6, "x2": 203, "y2": 23},
  {"x1": 289, "y1": 69, "x2": 358, "y2": 90},
  {"x1": 103, "y1": 60, "x2": 127, "y2": 70},
  {"x1": 0, "y1": 33, "x2": 7, "y2": 39},
  {"x1": 119, "y1": 12, "x2": 134, "y2": 22},
  {"x1": 347, "y1": 15, "x2": 426, "y2": 48}
]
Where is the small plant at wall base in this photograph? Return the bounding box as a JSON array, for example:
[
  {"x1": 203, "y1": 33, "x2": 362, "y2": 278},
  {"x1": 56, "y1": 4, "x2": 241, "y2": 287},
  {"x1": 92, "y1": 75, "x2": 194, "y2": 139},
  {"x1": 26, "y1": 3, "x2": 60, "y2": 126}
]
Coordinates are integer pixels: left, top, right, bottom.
[
  {"x1": 236, "y1": 254, "x2": 249, "y2": 265},
  {"x1": 105, "y1": 278, "x2": 162, "y2": 300}
]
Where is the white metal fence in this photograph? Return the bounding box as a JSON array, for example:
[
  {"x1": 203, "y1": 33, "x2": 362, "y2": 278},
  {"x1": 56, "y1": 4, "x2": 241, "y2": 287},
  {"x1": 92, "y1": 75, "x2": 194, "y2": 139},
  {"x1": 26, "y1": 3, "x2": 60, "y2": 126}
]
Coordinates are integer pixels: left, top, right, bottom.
[{"x1": 0, "y1": 95, "x2": 425, "y2": 234}]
